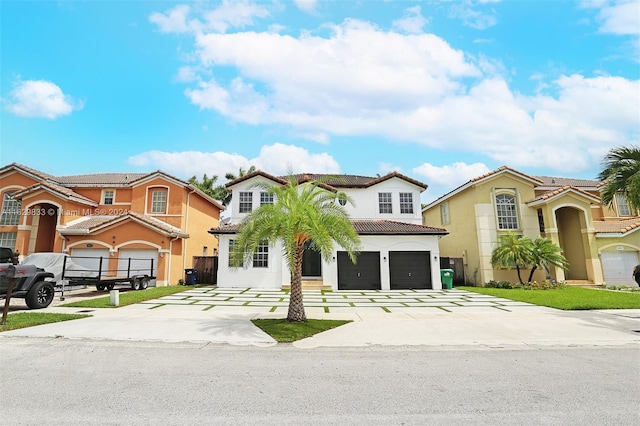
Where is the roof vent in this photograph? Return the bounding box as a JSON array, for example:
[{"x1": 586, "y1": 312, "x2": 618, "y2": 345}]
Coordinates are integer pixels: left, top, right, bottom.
[{"x1": 551, "y1": 178, "x2": 555, "y2": 184}]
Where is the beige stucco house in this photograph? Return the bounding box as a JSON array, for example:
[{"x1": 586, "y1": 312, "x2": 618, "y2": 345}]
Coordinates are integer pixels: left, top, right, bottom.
[{"x1": 422, "y1": 166, "x2": 639, "y2": 286}]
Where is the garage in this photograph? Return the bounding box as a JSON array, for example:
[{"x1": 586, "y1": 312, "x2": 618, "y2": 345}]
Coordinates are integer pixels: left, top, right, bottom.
[
  {"x1": 389, "y1": 251, "x2": 432, "y2": 289},
  {"x1": 337, "y1": 251, "x2": 381, "y2": 290},
  {"x1": 70, "y1": 248, "x2": 110, "y2": 272},
  {"x1": 117, "y1": 249, "x2": 158, "y2": 277},
  {"x1": 601, "y1": 250, "x2": 639, "y2": 286}
]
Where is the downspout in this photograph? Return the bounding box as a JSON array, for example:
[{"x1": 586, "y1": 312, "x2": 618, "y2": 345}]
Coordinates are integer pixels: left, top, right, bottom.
[{"x1": 184, "y1": 188, "x2": 196, "y2": 272}]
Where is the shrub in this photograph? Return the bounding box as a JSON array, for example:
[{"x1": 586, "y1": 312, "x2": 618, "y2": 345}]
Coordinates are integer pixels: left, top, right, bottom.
[{"x1": 484, "y1": 279, "x2": 566, "y2": 290}]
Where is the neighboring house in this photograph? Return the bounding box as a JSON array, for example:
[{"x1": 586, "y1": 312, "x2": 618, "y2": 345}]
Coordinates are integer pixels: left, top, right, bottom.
[
  {"x1": 209, "y1": 171, "x2": 448, "y2": 290},
  {"x1": 0, "y1": 163, "x2": 223, "y2": 286},
  {"x1": 422, "y1": 166, "x2": 640, "y2": 286}
]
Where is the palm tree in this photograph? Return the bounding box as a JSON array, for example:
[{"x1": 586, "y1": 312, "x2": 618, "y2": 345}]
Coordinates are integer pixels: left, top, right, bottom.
[
  {"x1": 598, "y1": 145, "x2": 640, "y2": 213},
  {"x1": 527, "y1": 237, "x2": 569, "y2": 283},
  {"x1": 225, "y1": 165, "x2": 257, "y2": 182},
  {"x1": 188, "y1": 174, "x2": 219, "y2": 198},
  {"x1": 490, "y1": 233, "x2": 533, "y2": 284},
  {"x1": 231, "y1": 175, "x2": 360, "y2": 322}
]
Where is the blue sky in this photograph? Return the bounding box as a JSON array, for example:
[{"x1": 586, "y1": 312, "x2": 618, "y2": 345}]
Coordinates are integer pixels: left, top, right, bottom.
[{"x1": 1, "y1": 0, "x2": 639, "y2": 202}]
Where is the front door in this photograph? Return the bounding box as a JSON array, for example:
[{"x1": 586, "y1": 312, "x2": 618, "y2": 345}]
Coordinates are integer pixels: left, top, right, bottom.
[{"x1": 302, "y1": 242, "x2": 322, "y2": 278}]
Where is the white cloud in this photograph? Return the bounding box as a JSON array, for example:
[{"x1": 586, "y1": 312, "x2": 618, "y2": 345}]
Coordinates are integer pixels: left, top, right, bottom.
[
  {"x1": 294, "y1": 0, "x2": 317, "y2": 13},
  {"x1": 152, "y1": 8, "x2": 639, "y2": 176},
  {"x1": 392, "y1": 6, "x2": 429, "y2": 34},
  {"x1": 592, "y1": 0, "x2": 640, "y2": 35},
  {"x1": 4, "y1": 79, "x2": 83, "y2": 119},
  {"x1": 149, "y1": 1, "x2": 269, "y2": 34},
  {"x1": 448, "y1": 2, "x2": 498, "y2": 30},
  {"x1": 127, "y1": 143, "x2": 340, "y2": 180},
  {"x1": 412, "y1": 162, "x2": 491, "y2": 202}
]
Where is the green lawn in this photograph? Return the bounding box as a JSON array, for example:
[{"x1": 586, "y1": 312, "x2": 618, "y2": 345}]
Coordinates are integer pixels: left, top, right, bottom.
[
  {"x1": 252, "y1": 318, "x2": 351, "y2": 342},
  {"x1": 62, "y1": 285, "x2": 203, "y2": 308},
  {"x1": 460, "y1": 286, "x2": 640, "y2": 310},
  {"x1": 0, "y1": 312, "x2": 91, "y2": 332}
]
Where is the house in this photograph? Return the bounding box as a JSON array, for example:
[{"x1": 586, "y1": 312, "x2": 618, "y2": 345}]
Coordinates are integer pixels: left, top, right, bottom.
[
  {"x1": 421, "y1": 166, "x2": 640, "y2": 287},
  {"x1": 209, "y1": 171, "x2": 448, "y2": 290},
  {"x1": 0, "y1": 163, "x2": 223, "y2": 286}
]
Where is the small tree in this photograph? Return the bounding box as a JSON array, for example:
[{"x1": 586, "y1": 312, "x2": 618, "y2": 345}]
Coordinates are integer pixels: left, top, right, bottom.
[
  {"x1": 490, "y1": 233, "x2": 533, "y2": 285},
  {"x1": 231, "y1": 175, "x2": 360, "y2": 322},
  {"x1": 527, "y1": 237, "x2": 569, "y2": 283}
]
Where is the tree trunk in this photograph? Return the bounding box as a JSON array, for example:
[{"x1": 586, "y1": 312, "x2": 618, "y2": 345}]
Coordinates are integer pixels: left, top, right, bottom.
[
  {"x1": 528, "y1": 266, "x2": 537, "y2": 284},
  {"x1": 287, "y1": 245, "x2": 307, "y2": 322},
  {"x1": 516, "y1": 265, "x2": 524, "y2": 284}
]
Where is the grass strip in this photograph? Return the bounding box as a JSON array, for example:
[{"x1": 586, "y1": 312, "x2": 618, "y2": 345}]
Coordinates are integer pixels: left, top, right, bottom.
[
  {"x1": 460, "y1": 286, "x2": 640, "y2": 310},
  {"x1": 251, "y1": 318, "x2": 351, "y2": 342},
  {"x1": 0, "y1": 312, "x2": 91, "y2": 332},
  {"x1": 61, "y1": 285, "x2": 204, "y2": 309}
]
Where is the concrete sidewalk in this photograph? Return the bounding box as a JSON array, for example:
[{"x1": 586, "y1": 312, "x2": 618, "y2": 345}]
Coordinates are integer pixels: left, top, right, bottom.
[{"x1": 1, "y1": 287, "x2": 639, "y2": 348}]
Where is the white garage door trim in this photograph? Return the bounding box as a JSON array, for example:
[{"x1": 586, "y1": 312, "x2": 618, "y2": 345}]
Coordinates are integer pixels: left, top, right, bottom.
[
  {"x1": 117, "y1": 249, "x2": 158, "y2": 278},
  {"x1": 601, "y1": 251, "x2": 639, "y2": 286}
]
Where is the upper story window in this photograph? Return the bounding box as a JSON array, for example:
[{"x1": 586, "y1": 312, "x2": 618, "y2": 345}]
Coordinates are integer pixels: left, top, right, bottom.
[
  {"x1": 378, "y1": 192, "x2": 392, "y2": 214},
  {"x1": 399, "y1": 193, "x2": 413, "y2": 214},
  {"x1": 103, "y1": 190, "x2": 115, "y2": 205},
  {"x1": 260, "y1": 192, "x2": 273, "y2": 206},
  {"x1": 253, "y1": 242, "x2": 269, "y2": 268},
  {"x1": 615, "y1": 193, "x2": 633, "y2": 217},
  {"x1": 0, "y1": 191, "x2": 21, "y2": 226},
  {"x1": 239, "y1": 192, "x2": 253, "y2": 213},
  {"x1": 151, "y1": 190, "x2": 167, "y2": 214},
  {"x1": 440, "y1": 202, "x2": 450, "y2": 225},
  {"x1": 495, "y1": 193, "x2": 518, "y2": 230}
]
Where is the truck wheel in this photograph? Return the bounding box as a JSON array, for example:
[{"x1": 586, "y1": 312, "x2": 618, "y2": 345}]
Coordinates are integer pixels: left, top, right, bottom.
[
  {"x1": 140, "y1": 278, "x2": 149, "y2": 290},
  {"x1": 96, "y1": 284, "x2": 105, "y2": 291},
  {"x1": 26, "y1": 281, "x2": 55, "y2": 309},
  {"x1": 131, "y1": 279, "x2": 142, "y2": 291}
]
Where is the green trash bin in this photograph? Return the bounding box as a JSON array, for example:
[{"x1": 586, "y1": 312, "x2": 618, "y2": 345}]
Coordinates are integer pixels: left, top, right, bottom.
[{"x1": 440, "y1": 269, "x2": 454, "y2": 289}]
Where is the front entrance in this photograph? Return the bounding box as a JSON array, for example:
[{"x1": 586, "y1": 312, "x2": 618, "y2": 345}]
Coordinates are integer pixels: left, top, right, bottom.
[{"x1": 302, "y1": 242, "x2": 322, "y2": 278}]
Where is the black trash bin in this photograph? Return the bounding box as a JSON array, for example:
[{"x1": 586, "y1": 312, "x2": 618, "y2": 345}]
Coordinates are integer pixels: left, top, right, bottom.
[{"x1": 184, "y1": 268, "x2": 198, "y2": 285}]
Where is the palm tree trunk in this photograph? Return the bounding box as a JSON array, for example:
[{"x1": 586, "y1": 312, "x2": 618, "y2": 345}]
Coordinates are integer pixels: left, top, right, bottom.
[
  {"x1": 516, "y1": 265, "x2": 524, "y2": 284},
  {"x1": 287, "y1": 245, "x2": 307, "y2": 322},
  {"x1": 528, "y1": 266, "x2": 537, "y2": 284}
]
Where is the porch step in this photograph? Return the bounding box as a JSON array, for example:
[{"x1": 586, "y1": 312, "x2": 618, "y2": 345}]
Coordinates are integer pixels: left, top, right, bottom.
[
  {"x1": 282, "y1": 280, "x2": 332, "y2": 291},
  {"x1": 565, "y1": 280, "x2": 599, "y2": 288}
]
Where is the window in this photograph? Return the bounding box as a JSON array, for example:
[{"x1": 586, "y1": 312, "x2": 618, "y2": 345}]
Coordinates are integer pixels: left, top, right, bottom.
[
  {"x1": 496, "y1": 194, "x2": 518, "y2": 230},
  {"x1": 337, "y1": 193, "x2": 347, "y2": 206},
  {"x1": 537, "y1": 209, "x2": 545, "y2": 233},
  {"x1": 615, "y1": 193, "x2": 632, "y2": 217},
  {"x1": 253, "y1": 242, "x2": 268, "y2": 268},
  {"x1": 151, "y1": 190, "x2": 167, "y2": 214},
  {"x1": 400, "y1": 193, "x2": 413, "y2": 214},
  {"x1": 260, "y1": 192, "x2": 273, "y2": 206},
  {"x1": 440, "y1": 202, "x2": 450, "y2": 225},
  {"x1": 103, "y1": 190, "x2": 114, "y2": 205},
  {"x1": 0, "y1": 232, "x2": 17, "y2": 248},
  {"x1": 378, "y1": 192, "x2": 392, "y2": 214},
  {"x1": 0, "y1": 192, "x2": 20, "y2": 226},
  {"x1": 239, "y1": 192, "x2": 252, "y2": 213},
  {"x1": 229, "y1": 240, "x2": 241, "y2": 267}
]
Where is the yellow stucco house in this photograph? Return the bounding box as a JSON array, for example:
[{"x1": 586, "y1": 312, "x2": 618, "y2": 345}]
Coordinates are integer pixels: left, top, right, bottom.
[
  {"x1": 422, "y1": 166, "x2": 639, "y2": 287},
  {"x1": 0, "y1": 163, "x2": 223, "y2": 286}
]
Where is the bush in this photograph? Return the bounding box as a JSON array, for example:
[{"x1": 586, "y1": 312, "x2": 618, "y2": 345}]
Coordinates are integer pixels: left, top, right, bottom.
[{"x1": 484, "y1": 280, "x2": 566, "y2": 290}]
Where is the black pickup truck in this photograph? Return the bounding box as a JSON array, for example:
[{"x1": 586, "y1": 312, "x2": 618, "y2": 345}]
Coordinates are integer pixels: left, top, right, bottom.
[{"x1": 0, "y1": 247, "x2": 56, "y2": 309}]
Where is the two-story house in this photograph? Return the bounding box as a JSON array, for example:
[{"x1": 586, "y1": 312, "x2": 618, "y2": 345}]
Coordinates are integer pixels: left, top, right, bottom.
[
  {"x1": 421, "y1": 166, "x2": 640, "y2": 287},
  {"x1": 209, "y1": 171, "x2": 448, "y2": 290},
  {"x1": 0, "y1": 163, "x2": 223, "y2": 286}
]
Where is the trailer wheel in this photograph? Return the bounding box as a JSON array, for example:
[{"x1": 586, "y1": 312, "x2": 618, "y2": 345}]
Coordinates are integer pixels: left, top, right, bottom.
[
  {"x1": 140, "y1": 277, "x2": 149, "y2": 290},
  {"x1": 131, "y1": 279, "x2": 142, "y2": 291},
  {"x1": 96, "y1": 284, "x2": 106, "y2": 291},
  {"x1": 106, "y1": 284, "x2": 115, "y2": 291},
  {"x1": 26, "y1": 281, "x2": 55, "y2": 309}
]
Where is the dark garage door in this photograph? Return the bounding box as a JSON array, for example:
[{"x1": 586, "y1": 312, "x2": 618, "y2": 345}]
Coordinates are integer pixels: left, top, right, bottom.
[
  {"x1": 389, "y1": 251, "x2": 431, "y2": 289},
  {"x1": 337, "y1": 251, "x2": 381, "y2": 290}
]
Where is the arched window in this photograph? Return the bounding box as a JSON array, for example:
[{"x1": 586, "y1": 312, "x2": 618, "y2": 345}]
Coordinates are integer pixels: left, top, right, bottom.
[{"x1": 496, "y1": 194, "x2": 518, "y2": 230}]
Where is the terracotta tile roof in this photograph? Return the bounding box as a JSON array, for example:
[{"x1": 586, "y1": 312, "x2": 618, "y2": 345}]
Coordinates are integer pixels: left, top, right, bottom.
[
  {"x1": 594, "y1": 218, "x2": 640, "y2": 235},
  {"x1": 0, "y1": 162, "x2": 56, "y2": 181},
  {"x1": 534, "y1": 176, "x2": 599, "y2": 188},
  {"x1": 209, "y1": 220, "x2": 447, "y2": 236},
  {"x1": 469, "y1": 166, "x2": 543, "y2": 184},
  {"x1": 11, "y1": 181, "x2": 98, "y2": 206},
  {"x1": 56, "y1": 173, "x2": 148, "y2": 186},
  {"x1": 226, "y1": 170, "x2": 428, "y2": 190},
  {"x1": 526, "y1": 185, "x2": 601, "y2": 204},
  {"x1": 61, "y1": 211, "x2": 188, "y2": 237}
]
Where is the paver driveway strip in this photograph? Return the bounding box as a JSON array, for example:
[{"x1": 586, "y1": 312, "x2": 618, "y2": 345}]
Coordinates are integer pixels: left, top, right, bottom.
[{"x1": 2, "y1": 287, "x2": 639, "y2": 347}]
